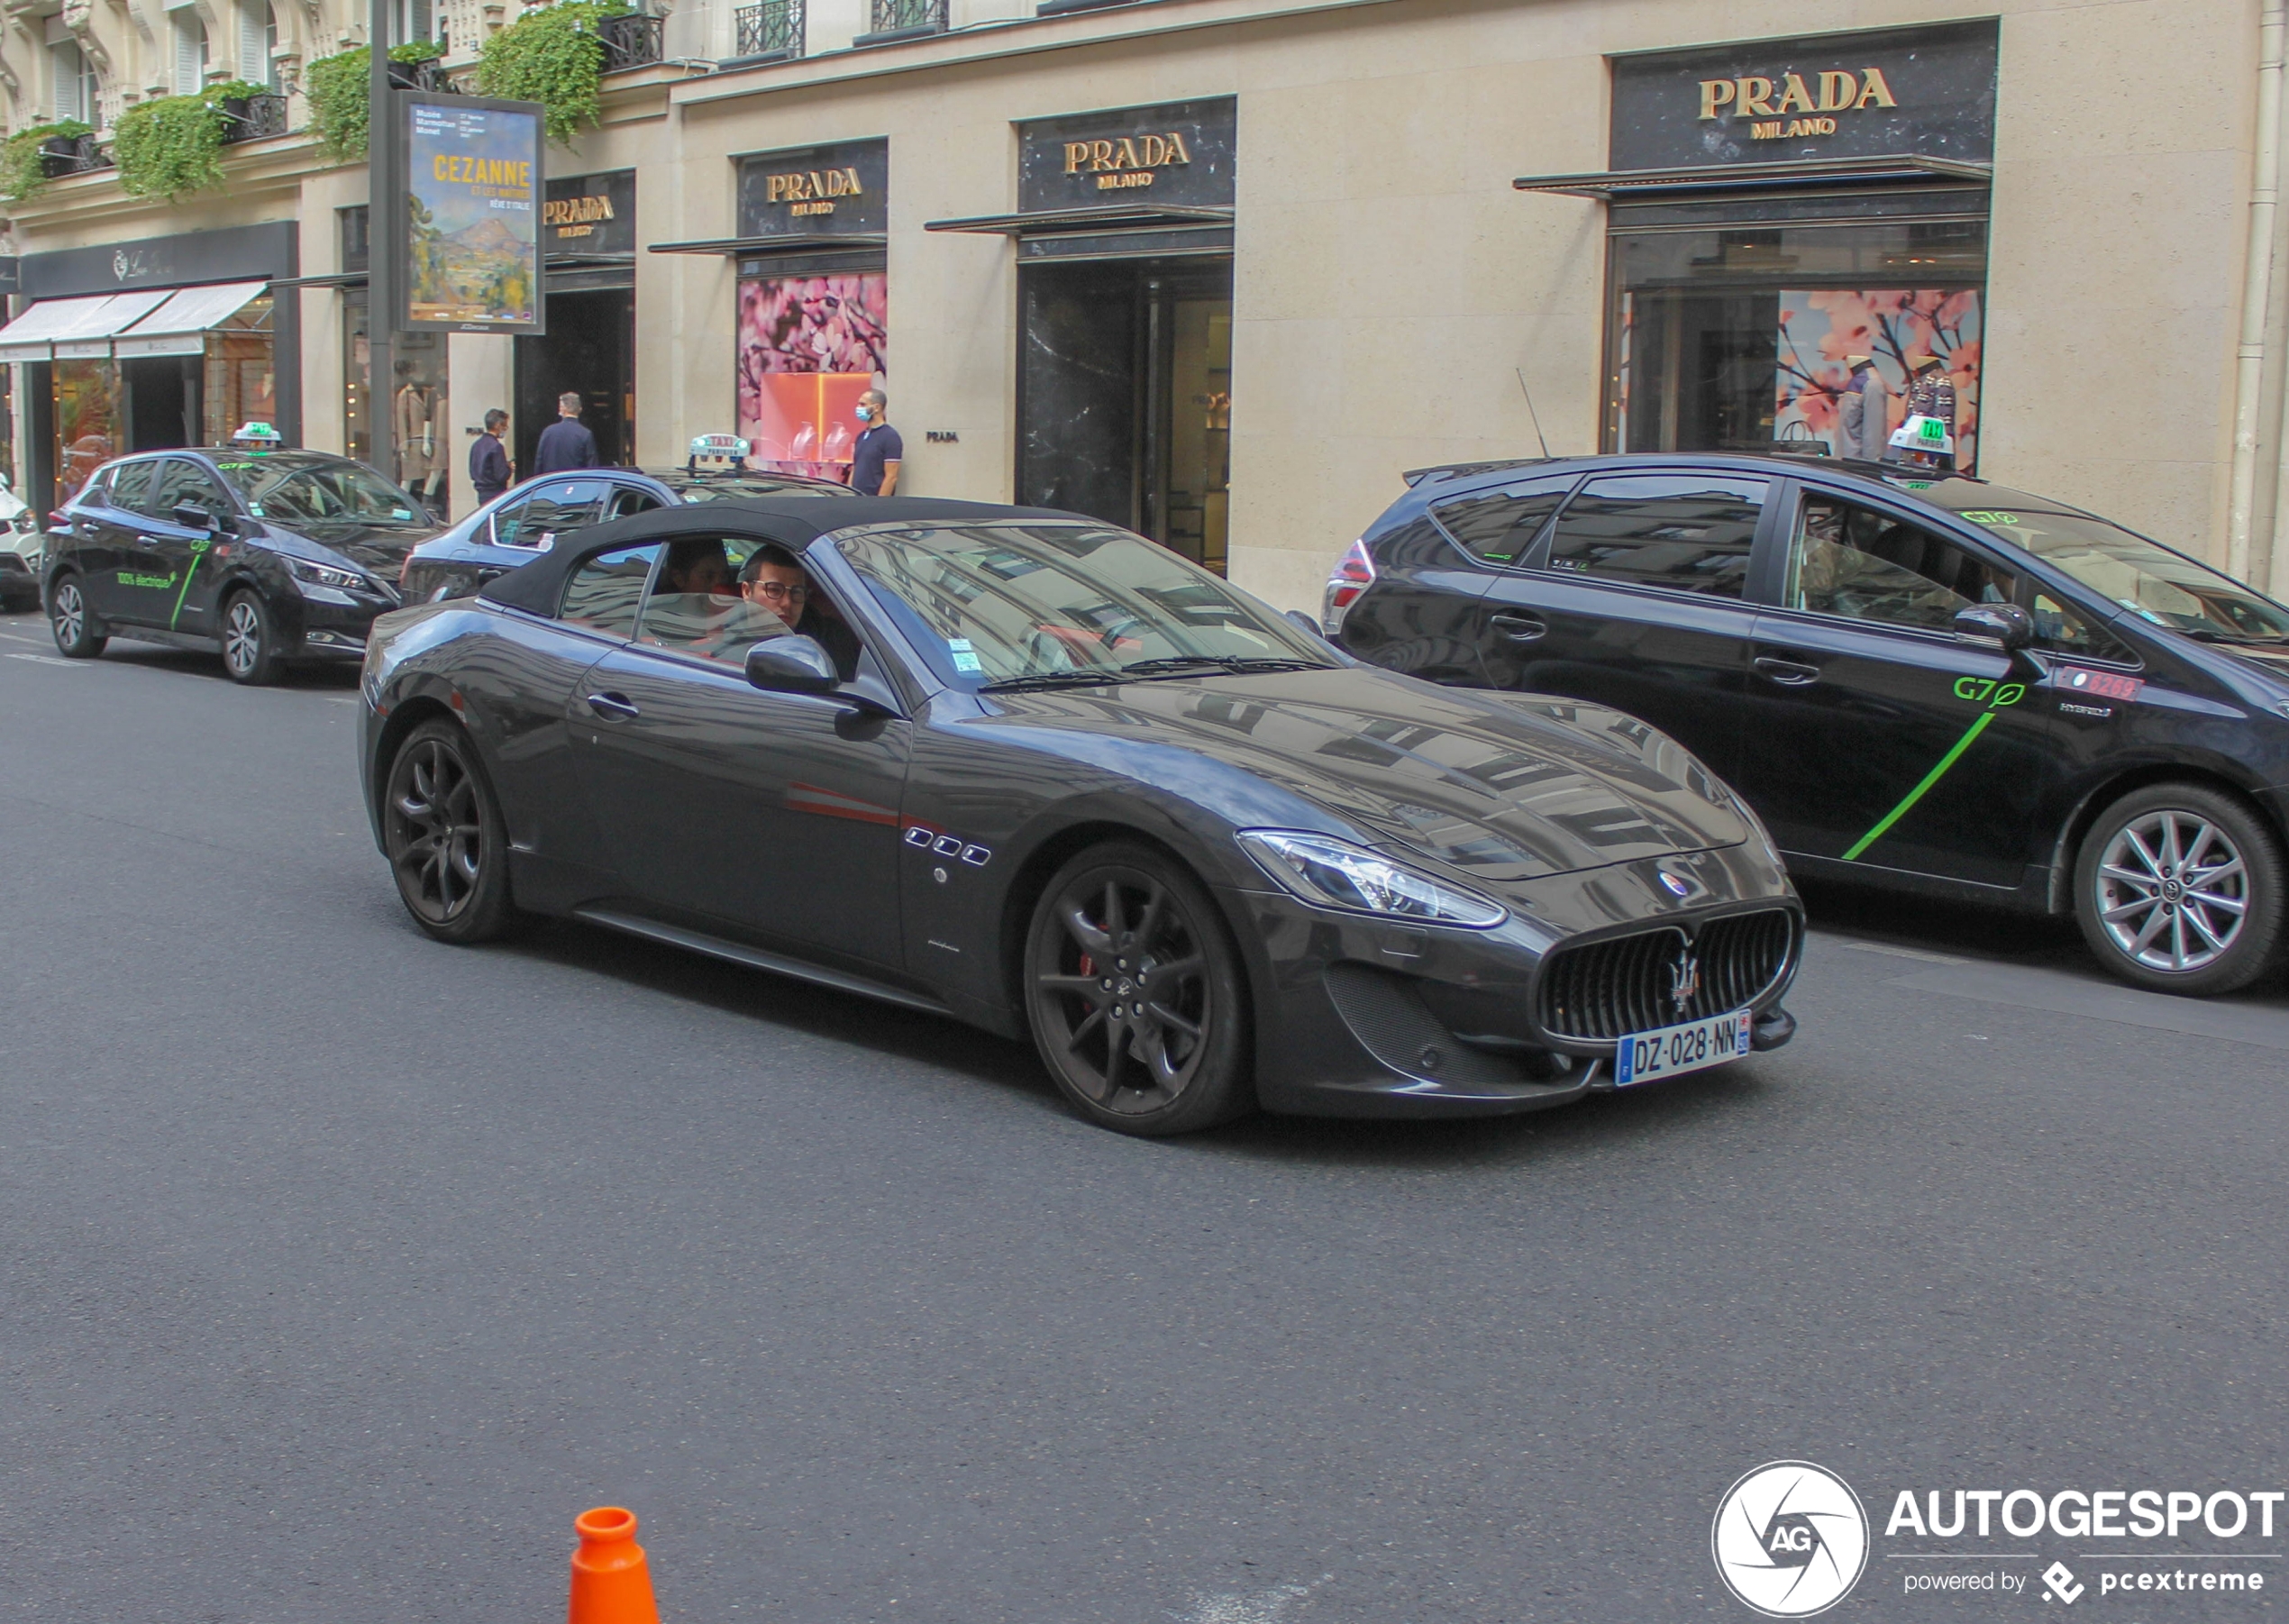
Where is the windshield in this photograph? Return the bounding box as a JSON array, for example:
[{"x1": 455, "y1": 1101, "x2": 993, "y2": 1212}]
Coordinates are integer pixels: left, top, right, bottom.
[
  {"x1": 666, "y1": 475, "x2": 844, "y2": 504},
  {"x1": 211, "y1": 455, "x2": 426, "y2": 526},
  {"x1": 834, "y1": 522, "x2": 1334, "y2": 689},
  {"x1": 1957, "y1": 506, "x2": 2289, "y2": 643}
]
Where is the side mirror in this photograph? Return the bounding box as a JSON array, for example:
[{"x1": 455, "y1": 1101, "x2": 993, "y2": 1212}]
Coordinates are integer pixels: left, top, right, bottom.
[
  {"x1": 175, "y1": 502, "x2": 231, "y2": 534},
  {"x1": 744, "y1": 634, "x2": 840, "y2": 695},
  {"x1": 1952, "y1": 602, "x2": 2034, "y2": 652}
]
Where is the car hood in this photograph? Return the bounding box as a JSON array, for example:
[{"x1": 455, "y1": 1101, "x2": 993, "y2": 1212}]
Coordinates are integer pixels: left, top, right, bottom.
[
  {"x1": 974, "y1": 667, "x2": 1757, "y2": 882},
  {"x1": 2220, "y1": 643, "x2": 2289, "y2": 683},
  {"x1": 270, "y1": 521, "x2": 441, "y2": 573}
]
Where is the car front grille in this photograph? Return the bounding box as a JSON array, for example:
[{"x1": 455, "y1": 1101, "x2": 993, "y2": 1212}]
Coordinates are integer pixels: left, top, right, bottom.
[{"x1": 1534, "y1": 909, "x2": 1796, "y2": 1043}]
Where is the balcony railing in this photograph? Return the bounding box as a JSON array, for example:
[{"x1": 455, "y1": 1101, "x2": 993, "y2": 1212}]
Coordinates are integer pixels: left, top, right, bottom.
[
  {"x1": 38, "y1": 132, "x2": 112, "y2": 178},
  {"x1": 863, "y1": 0, "x2": 944, "y2": 40},
  {"x1": 731, "y1": 0, "x2": 804, "y2": 59},
  {"x1": 597, "y1": 12, "x2": 663, "y2": 71},
  {"x1": 217, "y1": 91, "x2": 288, "y2": 144}
]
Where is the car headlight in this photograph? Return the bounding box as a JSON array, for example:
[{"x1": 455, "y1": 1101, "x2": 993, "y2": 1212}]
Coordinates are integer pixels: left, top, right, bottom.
[
  {"x1": 285, "y1": 556, "x2": 370, "y2": 593},
  {"x1": 1236, "y1": 830, "x2": 1507, "y2": 928}
]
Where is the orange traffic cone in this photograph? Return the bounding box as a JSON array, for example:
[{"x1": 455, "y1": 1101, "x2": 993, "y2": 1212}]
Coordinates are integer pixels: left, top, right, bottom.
[{"x1": 568, "y1": 1506, "x2": 661, "y2": 1624}]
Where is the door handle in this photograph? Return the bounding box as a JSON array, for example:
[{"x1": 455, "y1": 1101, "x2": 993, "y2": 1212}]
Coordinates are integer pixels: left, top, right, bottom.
[
  {"x1": 585, "y1": 691, "x2": 640, "y2": 720},
  {"x1": 1753, "y1": 656, "x2": 1822, "y2": 687},
  {"x1": 1488, "y1": 612, "x2": 1547, "y2": 643}
]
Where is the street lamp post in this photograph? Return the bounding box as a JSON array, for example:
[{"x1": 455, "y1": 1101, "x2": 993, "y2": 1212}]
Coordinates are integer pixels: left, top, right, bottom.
[{"x1": 365, "y1": 0, "x2": 397, "y2": 479}]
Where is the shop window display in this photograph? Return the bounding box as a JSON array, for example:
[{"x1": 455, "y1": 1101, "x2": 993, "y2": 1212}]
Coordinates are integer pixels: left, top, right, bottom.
[
  {"x1": 54, "y1": 360, "x2": 120, "y2": 506},
  {"x1": 734, "y1": 272, "x2": 886, "y2": 481},
  {"x1": 1607, "y1": 215, "x2": 1986, "y2": 474}
]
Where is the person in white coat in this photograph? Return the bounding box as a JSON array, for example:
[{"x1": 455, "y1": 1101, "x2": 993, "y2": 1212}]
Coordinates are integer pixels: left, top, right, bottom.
[{"x1": 1836, "y1": 355, "x2": 1890, "y2": 462}]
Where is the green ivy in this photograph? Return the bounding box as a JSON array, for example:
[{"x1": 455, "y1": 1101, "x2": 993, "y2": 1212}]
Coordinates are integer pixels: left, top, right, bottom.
[
  {"x1": 474, "y1": 0, "x2": 630, "y2": 147},
  {"x1": 306, "y1": 39, "x2": 446, "y2": 165},
  {"x1": 0, "y1": 118, "x2": 93, "y2": 204},
  {"x1": 114, "y1": 94, "x2": 227, "y2": 199}
]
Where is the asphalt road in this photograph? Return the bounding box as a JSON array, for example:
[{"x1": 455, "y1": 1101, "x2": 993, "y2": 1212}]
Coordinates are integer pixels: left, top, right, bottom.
[{"x1": 5, "y1": 611, "x2": 2287, "y2": 1624}]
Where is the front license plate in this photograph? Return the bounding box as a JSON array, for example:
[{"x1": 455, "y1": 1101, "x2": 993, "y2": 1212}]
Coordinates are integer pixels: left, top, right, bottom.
[{"x1": 1615, "y1": 1008, "x2": 1753, "y2": 1088}]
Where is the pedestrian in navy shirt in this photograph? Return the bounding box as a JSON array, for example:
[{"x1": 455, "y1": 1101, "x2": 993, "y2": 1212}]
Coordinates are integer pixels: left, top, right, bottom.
[
  {"x1": 532, "y1": 391, "x2": 600, "y2": 475},
  {"x1": 470, "y1": 408, "x2": 511, "y2": 504},
  {"x1": 849, "y1": 388, "x2": 902, "y2": 496}
]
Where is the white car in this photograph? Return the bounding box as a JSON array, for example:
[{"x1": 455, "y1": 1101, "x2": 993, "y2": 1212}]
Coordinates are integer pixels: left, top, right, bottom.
[{"x1": 0, "y1": 473, "x2": 40, "y2": 611}]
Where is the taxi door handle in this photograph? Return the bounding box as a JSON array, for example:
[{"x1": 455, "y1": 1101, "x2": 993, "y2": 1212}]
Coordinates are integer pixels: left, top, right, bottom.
[
  {"x1": 585, "y1": 691, "x2": 640, "y2": 720},
  {"x1": 1754, "y1": 656, "x2": 1821, "y2": 687},
  {"x1": 1489, "y1": 612, "x2": 1547, "y2": 643}
]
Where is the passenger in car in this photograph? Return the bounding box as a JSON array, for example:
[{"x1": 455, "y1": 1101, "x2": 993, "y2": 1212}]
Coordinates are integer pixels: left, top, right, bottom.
[
  {"x1": 660, "y1": 538, "x2": 734, "y2": 598},
  {"x1": 739, "y1": 544, "x2": 862, "y2": 680}
]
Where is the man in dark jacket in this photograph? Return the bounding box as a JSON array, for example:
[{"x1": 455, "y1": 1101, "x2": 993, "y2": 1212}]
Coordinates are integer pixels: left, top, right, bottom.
[
  {"x1": 470, "y1": 409, "x2": 511, "y2": 504},
  {"x1": 532, "y1": 392, "x2": 600, "y2": 475}
]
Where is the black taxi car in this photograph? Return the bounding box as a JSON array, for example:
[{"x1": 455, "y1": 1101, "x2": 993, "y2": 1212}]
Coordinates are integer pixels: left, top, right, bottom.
[
  {"x1": 44, "y1": 447, "x2": 437, "y2": 682},
  {"x1": 1327, "y1": 453, "x2": 2289, "y2": 996},
  {"x1": 360, "y1": 497, "x2": 1803, "y2": 1136}
]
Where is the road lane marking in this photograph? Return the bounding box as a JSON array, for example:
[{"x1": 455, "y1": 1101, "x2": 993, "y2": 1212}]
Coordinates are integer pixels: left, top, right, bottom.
[{"x1": 6, "y1": 652, "x2": 87, "y2": 667}]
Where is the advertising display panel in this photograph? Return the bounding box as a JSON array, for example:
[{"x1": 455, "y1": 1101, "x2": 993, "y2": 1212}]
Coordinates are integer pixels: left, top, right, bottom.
[{"x1": 401, "y1": 95, "x2": 544, "y2": 334}]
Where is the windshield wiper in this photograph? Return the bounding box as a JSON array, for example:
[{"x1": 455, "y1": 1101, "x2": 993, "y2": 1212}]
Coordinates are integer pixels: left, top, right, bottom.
[
  {"x1": 976, "y1": 671, "x2": 1120, "y2": 692},
  {"x1": 2175, "y1": 626, "x2": 2289, "y2": 645},
  {"x1": 1116, "y1": 655, "x2": 1336, "y2": 679}
]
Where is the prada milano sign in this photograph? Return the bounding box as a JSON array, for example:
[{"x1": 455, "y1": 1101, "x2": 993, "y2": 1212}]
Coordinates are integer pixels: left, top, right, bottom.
[{"x1": 1609, "y1": 20, "x2": 1999, "y2": 170}]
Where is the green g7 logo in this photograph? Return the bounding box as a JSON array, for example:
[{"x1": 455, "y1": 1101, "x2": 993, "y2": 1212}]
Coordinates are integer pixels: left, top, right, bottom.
[{"x1": 1953, "y1": 677, "x2": 2025, "y2": 708}]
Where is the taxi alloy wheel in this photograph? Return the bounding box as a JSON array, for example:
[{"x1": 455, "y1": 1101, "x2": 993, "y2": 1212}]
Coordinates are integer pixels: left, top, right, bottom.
[
  {"x1": 221, "y1": 591, "x2": 279, "y2": 685},
  {"x1": 1024, "y1": 843, "x2": 1252, "y2": 1136},
  {"x1": 49, "y1": 575, "x2": 105, "y2": 658},
  {"x1": 2075, "y1": 783, "x2": 2285, "y2": 996},
  {"x1": 382, "y1": 720, "x2": 520, "y2": 944}
]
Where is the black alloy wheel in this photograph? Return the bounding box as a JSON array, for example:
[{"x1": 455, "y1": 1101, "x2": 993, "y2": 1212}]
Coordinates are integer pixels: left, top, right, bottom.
[
  {"x1": 2074, "y1": 782, "x2": 2285, "y2": 996},
  {"x1": 220, "y1": 589, "x2": 280, "y2": 685},
  {"x1": 382, "y1": 719, "x2": 522, "y2": 944},
  {"x1": 1024, "y1": 842, "x2": 1252, "y2": 1135},
  {"x1": 49, "y1": 574, "x2": 105, "y2": 658}
]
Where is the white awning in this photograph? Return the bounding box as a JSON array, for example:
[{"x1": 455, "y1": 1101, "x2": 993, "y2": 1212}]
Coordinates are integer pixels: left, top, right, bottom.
[
  {"x1": 0, "y1": 291, "x2": 169, "y2": 363},
  {"x1": 114, "y1": 280, "x2": 269, "y2": 358}
]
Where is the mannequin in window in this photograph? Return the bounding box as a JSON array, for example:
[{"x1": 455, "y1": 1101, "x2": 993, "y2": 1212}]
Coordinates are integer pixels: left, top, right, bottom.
[
  {"x1": 1835, "y1": 354, "x2": 1890, "y2": 463},
  {"x1": 1896, "y1": 354, "x2": 1957, "y2": 472},
  {"x1": 394, "y1": 360, "x2": 437, "y2": 506}
]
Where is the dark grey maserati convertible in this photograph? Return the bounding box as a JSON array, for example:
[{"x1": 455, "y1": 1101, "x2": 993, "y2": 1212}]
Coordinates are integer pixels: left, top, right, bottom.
[{"x1": 358, "y1": 497, "x2": 1801, "y2": 1135}]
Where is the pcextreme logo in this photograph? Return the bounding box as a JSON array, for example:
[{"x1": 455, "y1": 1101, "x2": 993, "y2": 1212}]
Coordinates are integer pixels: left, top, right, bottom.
[{"x1": 1712, "y1": 1461, "x2": 1871, "y2": 1617}]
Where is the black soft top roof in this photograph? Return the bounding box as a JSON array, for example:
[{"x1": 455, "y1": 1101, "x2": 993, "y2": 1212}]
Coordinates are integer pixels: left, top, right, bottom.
[{"x1": 478, "y1": 495, "x2": 1080, "y2": 616}]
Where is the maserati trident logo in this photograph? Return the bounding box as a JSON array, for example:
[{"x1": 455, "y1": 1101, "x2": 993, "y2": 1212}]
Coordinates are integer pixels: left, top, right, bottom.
[{"x1": 1668, "y1": 947, "x2": 1701, "y2": 1016}]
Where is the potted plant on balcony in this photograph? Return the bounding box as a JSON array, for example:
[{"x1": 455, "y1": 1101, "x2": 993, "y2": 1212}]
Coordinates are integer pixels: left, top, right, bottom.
[
  {"x1": 210, "y1": 77, "x2": 274, "y2": 133},
  {"x1": 306, "y1": 39, "x2": 445, "y2": 163},
  {"x1": 474, "y1": 0, "x2": 632, "y2": 145},
  {"x1": 0, "y1": 120, "x2": 94, "y2": 202}
]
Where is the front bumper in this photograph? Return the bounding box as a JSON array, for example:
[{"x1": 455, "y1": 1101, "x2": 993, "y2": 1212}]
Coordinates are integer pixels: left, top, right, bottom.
[
  {"x1": 1234, "y1": 842, "x2": 1802, "y2": 1119},
  {"x1": 278, "y1": 586, "x2": 397, "y2": 659}
]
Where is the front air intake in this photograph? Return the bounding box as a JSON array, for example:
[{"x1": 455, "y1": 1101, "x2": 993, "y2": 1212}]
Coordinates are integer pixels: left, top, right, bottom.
[{"x1": 1533, "y1": 909, "x2": 1796, "y2": 1043}]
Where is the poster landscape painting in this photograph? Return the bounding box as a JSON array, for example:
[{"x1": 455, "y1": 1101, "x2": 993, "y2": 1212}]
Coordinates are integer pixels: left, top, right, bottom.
[{"x1": 405, "y1": 102, "x2": 542, "y2": 331}]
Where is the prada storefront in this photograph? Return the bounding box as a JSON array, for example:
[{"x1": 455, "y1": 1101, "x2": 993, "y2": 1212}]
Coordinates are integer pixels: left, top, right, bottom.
[
  {"x1": 519, "y1": 169, "x2": 639, "y2": 472},
  {"x1": 931, "y1": 98, "x2": 1236, "y2": 574},
  {"x1": 653, "y1": 139, "x2": 889, "y2": 481},
  {"x1": 0, "y1": 222, "x2": 297, "y2": 515},
  {"x1": 1519, "y1": 22, "x2": 1997, "y2": 474}
]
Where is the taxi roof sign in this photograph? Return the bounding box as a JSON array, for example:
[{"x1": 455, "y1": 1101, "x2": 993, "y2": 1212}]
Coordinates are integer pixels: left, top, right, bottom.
[
  {"x1": 687, "y1": 432, "x2": 752, "y2": 474},
  {"x1": 230, "y1": 420, "x2": 283, "y2": 447}
]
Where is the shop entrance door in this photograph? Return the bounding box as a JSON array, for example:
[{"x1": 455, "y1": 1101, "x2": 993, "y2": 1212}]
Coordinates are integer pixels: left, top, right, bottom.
[
  {"x1": 1017, "y1": 256, "x2": 1232, "y2": 574},
  {"x1": 123, "y1": 356, "x2": 200, "y2": 452},
  {"x1": 517, "y1": 287, "x2": 634, "y2": 474}
]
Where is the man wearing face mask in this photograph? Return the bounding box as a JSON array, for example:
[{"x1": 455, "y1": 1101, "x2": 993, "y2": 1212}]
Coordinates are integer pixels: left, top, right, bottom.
[{"x1": 848, "y1": 388, "x2": 903, "y2": 497}]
